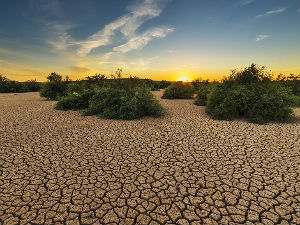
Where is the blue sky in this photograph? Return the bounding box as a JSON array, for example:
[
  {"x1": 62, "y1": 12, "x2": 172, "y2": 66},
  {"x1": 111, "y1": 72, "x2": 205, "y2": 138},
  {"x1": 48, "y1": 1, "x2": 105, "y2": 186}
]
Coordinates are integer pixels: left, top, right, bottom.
[{"x1": 0, "y1": 0, "x2": 299, "y2": 81}]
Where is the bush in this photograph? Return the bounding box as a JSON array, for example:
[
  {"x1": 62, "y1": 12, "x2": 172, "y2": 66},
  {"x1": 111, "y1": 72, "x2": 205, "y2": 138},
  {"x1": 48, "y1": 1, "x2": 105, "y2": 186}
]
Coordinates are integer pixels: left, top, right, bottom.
[
  {"x1": 162, "y1": 82, "x2": 194, "y2": 99},
  {"x1": 55, "y1": 88, "x2": 94, "y2": 111},
  {"x1": 205, "y1": 64, "x2": 298, "y2": 123},
  {"x1": 40, "y1": 73, "x2": 68, "y2": 100},
  {"x1": 191, "y1": 78, "x2": 209, "y2": 92},
  {"x1": 194, "y1": 84, "x2": 214, "y2": 106},
  {"x1": 84, "y1": 87, "x2": 163, "y2": 120},
  {"x1": 226, "y1": 63, "x2": 271, "y2": 84},
  {"x1": 158, "y1": 80, "x2": 171, "y2": 89},
  {"x1": 245, "y1": 83, "x2": 298, "y2": 123},
  {"x1": 0, "y1": 75, "x2": 27, "y2": 93},
  {"x1": 206, "y1": 84, "x2": 250, "y2": 120},
  {"x1": 23, "y1": 80, "x2": 41, "y2": 92}
]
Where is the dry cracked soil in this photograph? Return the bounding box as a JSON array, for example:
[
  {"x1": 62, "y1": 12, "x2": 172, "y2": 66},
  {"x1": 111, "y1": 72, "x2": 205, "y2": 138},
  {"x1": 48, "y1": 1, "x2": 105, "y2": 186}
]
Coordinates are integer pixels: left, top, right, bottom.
[{"x1": 0, "y1": 91, "x2": 299, "y2": 225}]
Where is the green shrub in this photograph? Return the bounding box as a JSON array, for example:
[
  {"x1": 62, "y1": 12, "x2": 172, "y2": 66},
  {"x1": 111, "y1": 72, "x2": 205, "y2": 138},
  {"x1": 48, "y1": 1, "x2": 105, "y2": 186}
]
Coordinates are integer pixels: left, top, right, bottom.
[
  {"x1": 158, "y1": 80, "x2": 171, "y2": 89},
  {"x1": 84, "y1": 87, "x2": 163, "y2": 120},
  {"x1": 206, "y1": 84, "x2": 250, "y2": 120},
  {"x1": 0, "y1": 75, "x2": 28, "y2": 93},
  {"x1": 40, "y1": 73, "x2": 68, "y2": 100},
  {"x1": 245, "y1": 83, "x2": 298, "y2": 123},
  {"x1": 194, "y1": 84, "x2": 214, "y2": 106},
  {"x1": 191, "y1": 78, "x2": 210, "y2": 92},
  {"x1": 162, "y1": 82, "x2": 194, "y2": 99},
  {"x1": 55, "y1": 88, "x2": 94, "y2": 111},
  {"x1": 205, "y1": 65, "x2": 298, "y2": 124},
  {"x1": 226, "y1": 63, "x2": 271, "y2": 84},
  {"x1": 40, "y1": 81, "x2": 67, "y2": 100},
  {"x1": 23, "y1": 80, "x2": 41, "y2": 92}
]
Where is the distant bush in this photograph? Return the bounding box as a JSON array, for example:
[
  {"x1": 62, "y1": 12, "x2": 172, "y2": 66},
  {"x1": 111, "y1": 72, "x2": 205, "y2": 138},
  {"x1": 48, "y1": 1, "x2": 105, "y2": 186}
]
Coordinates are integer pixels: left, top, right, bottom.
[
  {"x1": 158, "y1": 80, "x2": 171, "y2": 89},
  {"x1": 191, "y1": 78, "x2": 210, "y2": 92},
  {"x1": 40, "y1": 73, "x2": 68, "y2": 100},
  {"x1": 0, "y1": 75, "x2": 41, "y2": 93},
  {"x1": 84, "y1": 87, "x2": 163, "y2": 120},
  {"x1": 162, "y1": 82, "x2": 194, "y2": 99},
  {"x1": 23, "y1": 80, "x2": 41, "y2": 92},
  {"x1": 205, "y1": 64, "x2": 298, "y2": 123}
]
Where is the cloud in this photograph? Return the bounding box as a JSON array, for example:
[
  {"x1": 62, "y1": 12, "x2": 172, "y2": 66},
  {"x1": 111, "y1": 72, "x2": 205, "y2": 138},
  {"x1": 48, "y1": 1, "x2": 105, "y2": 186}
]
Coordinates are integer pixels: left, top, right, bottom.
[
  {"x1": 256, "y1": 8, "x2": 286, "y2": 18},
  {"x1": 240, "y1": 0, "x2": 255, "y2": 5},
  {"x1": 71, "y1": 0, "x2": 172, "y2": 56},
  {"x1": 70, "y1": 66, "x2": 92, "y2": 73},
  {"x1": 46, "y1": 23, "x2": 77, "y2": 50},
  {"x1": 113, "y1": 26, "x2": 174, "y2": 53},
  {"x1": 298, "y1": 9, "x2": 300, "y2": 12},
  {"x1": 256, "y1": 35, "x2": 272, "y2": 42},
  {"x1": 48, "y1": 33, "x2": 72, "y2": 50}
]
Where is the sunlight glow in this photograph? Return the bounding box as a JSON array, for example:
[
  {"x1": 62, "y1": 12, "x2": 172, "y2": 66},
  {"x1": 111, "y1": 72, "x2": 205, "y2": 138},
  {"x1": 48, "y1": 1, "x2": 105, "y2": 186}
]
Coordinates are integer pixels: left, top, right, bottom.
[{"x1": 177, "y1": 76, "x2": 192, "y2": 82}]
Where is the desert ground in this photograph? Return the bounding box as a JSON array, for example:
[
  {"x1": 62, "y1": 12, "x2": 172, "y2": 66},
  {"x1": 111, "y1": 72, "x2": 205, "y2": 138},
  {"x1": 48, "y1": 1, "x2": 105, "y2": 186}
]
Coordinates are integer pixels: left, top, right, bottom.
[{"x1": 0, "y1": 91, "x2": 299, "y2": 225}]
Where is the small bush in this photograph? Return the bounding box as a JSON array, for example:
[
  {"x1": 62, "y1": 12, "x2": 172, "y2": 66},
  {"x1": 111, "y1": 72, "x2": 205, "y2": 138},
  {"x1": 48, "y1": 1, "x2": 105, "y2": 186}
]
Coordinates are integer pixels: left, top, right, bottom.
[
  {"x1": 158, "y1": 80, "x2": 171, "y2": 89},
  {"x1": 40, "y1": 73, "x2": 68, "y2": 100},
  {"x1": 0, "y1": 75, "x2": 27, "y2": 93},
  {"x1": 194, "y1": 84, "x2": 213, "y2": 106},
  {"x1": 23, "y1": 80, "x2": 41, "y2": 92},
  {"x1": 84, "y1": 87, "x2": 163, "y2": 120},
  {"x1": 162, "y1": 82, "x2": 194, "y2": 99},
  {"x1": 191, "y1": 78, "x2": 210, "y2": 92},
  {"x1": 55, "y1": 88, "x2": 94, "y2": 111}
]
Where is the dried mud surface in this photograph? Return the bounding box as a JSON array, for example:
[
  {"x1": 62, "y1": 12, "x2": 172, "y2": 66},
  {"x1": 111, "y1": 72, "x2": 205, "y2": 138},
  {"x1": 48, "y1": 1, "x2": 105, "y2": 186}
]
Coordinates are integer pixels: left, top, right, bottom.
[{"x1": 0, "y1": 91, "x2": 299, "y2": 225}]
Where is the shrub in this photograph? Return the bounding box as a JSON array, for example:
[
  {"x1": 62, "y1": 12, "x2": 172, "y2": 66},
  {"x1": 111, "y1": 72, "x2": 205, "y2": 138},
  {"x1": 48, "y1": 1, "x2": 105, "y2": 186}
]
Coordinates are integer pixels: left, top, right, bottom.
[
  {"x1": 55, "y1": 88, "x2": 94, "y2": 111},
  {"x1": 0, "y1": 75, "x2": 27, "y2": 93},
  {"x1": 226, "y1": 63, "x2": 271, "y2": 84},
  {"x1": 245, "y1": 83, "x2": 298, "y2": 123},
  {"x1": 84, "y1": 87, "x2": 163, "y2": 120},
  {"x1": 23, "y1": 80, "x2": 41, "y2": 92},
  {"x1": 206, "y1": 84, "x2": 250, "y2": 120},
  {"x1": 162, "y1": 82, "x2": 194, "y2": 99},
  {"x1": 194, "y1": 84, "x2": 213, "y2": 106},
  {"x1": 40, "y1": 73, "x2": 68, "y2": 100},
  {"x1": 205, "y1": 64, "x2": 298, "y2": 123},
  {"x1": 191, "y1": 78, "x2": 209, "y2": 92},
  {"x1": 158, "y1": 80, "x2": 171, "y2": 89}
]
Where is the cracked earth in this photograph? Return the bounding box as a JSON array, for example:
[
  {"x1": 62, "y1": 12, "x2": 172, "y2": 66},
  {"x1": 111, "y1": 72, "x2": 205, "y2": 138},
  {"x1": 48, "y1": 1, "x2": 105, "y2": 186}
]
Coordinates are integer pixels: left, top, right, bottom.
[{"x1": 0, "y1": 91, "x2": 299, "y2": 225}]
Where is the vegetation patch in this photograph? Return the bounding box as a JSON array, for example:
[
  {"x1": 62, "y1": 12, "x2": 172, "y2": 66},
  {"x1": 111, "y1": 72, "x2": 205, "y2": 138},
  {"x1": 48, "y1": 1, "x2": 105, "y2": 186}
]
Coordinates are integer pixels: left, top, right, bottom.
[
  {"x1": 203, "y1": 64, "x2": 298, "y2": 124},
  {"x1": 50, "y1": 71, "x2": 164, "y2": 120},
  {"x1": 0, "y1": 75, "x2": 41, "y2": 93},
  {"x1": 162, "y1": 82, "x2": 194, "y2": 99},
  {"x1": 84, "y1": 87, "x2": 163, "y2": 120}
]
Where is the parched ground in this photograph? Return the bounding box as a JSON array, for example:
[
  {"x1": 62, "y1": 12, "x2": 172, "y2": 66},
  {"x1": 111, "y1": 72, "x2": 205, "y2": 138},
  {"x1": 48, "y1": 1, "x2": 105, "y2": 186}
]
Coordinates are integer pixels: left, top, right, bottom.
[{"x1": 0, "y1": 91, "x2": 299, "y2": 225}]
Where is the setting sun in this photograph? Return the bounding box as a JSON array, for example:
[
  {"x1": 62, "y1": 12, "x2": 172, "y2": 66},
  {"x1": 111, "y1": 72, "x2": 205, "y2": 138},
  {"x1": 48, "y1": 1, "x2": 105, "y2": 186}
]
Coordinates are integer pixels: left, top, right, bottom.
[{"x1": 177, "y1": 76, "x2": 192, "y2": 82}]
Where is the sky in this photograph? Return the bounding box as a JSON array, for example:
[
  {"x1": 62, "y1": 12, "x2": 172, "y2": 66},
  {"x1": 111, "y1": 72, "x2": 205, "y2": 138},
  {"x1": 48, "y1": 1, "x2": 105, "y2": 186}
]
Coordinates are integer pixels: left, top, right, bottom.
[{"x1": 0, "y1": 0, "x2": 299, "y2": 81}]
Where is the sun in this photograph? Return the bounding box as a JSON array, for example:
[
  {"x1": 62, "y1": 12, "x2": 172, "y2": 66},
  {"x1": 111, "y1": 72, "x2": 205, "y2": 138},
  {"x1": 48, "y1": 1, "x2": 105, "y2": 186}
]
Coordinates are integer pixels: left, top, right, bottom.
[{"x1": 178, "y1": 76, "x2": 191, "y2": 82}]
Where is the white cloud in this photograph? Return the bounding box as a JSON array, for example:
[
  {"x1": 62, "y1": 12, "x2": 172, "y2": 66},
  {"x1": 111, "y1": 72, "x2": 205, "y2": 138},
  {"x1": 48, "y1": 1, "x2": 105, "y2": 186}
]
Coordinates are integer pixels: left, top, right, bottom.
[
  {"x1": 256, "y1": 8, "x2": 286, "y2": 18},
  {"x1": 241, "y1": 0, "x2": 255, "y2": 5},
  {"x1": 113, "y1": 26, "x2": 174, "y2": 53},
  {"x1": 47, "y1": 33, "x2": 72, "y2": 50},
  {"x1": 71, "y1": 0, "x2": 171, "y2": 56},
  {"x1": 256, "y1": 34, "x2": 272, "y2": 42},
  {"x1": 46, "y1": 23, "x2": 76, "y2": 50}
]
